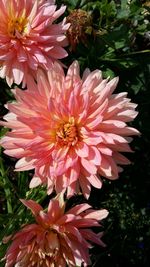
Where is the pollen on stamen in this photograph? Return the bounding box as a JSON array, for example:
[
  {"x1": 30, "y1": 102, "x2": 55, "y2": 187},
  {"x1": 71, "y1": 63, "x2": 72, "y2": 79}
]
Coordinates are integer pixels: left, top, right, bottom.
[
  {"x1": 7, "y1": 17, "x2": 28, "y2": 38},
  {"x1": 56, "y1": 118, "x2": 78, "y2": 146}
]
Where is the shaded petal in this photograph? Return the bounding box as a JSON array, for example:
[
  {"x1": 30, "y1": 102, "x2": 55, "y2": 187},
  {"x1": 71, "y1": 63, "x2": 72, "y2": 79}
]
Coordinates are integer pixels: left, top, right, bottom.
[
  {"x1": 66, "y1": 203, "x2": 91, "y2": 216},
  {"x1": 20, "y1": 199, "x2": 43, "y2": 216},
  {"x1": 85, "y1": 174, "x2": 102, "y2": 189},
  {"x1": 75, "y1": 142, "x2": 89, "y2": 158},
  {"x1": 79, "y1": 175, "x2": 91, "y2": 199},
  {"x1": 15, "y1": 157, "x2": 35, "y2": 171},
  {"x1": 81, "y1": 158, "x2": 97, "y2": 174},
  {"x1": 84, "y1": 209, "x2": 109, "y2": 220}
]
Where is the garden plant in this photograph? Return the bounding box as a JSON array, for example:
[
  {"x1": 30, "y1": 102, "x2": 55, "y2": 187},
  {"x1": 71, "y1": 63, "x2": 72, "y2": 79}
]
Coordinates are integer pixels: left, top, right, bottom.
[{"x1": 0, "y1": 0, "x2": 150, "y2": 266}]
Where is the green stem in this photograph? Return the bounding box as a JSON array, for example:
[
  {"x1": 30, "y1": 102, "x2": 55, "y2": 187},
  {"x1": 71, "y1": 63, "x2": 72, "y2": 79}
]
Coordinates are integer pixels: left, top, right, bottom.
[
  {"x1": 120, "y1": 50, "x2": 150, "y2": 57},
  {"x1": 99, "y1": 49, "x2": 150, "y2": 62},
  {"x1": 0, "y1": 156, "x2": 13, "y2": 214}
]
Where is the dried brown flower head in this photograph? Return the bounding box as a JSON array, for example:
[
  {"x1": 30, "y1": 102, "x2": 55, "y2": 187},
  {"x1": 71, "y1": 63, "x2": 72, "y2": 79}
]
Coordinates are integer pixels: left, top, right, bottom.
[{"x1": 66, "y1": 9, "x2": 93, "y2": 51}]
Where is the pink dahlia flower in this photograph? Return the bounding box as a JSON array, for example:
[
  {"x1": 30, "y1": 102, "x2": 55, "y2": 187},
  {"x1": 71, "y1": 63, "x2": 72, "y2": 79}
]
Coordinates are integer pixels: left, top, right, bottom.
[
  {"x1": 0, "y1": 61, "x2": 139, "y2": 198},
  {"x1": 0, "y1": 0, "x2": 69, "y2": 86},
  {"x1": 4, "y1": 194, "x2": 108, "y2": 267}
]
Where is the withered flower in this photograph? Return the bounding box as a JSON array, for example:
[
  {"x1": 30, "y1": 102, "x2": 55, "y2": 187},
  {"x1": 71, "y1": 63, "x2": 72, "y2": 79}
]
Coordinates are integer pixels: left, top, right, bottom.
[{"x1": 66, "y1": 9, "x2": 93, "y2": 51}]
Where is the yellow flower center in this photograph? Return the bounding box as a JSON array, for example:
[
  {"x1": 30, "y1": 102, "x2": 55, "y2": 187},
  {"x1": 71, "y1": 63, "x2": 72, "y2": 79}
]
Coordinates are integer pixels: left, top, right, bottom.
[
  {"x1": 8, "y1": 17, "x2": 28, "y2": 38},
  {"x1": 56, "y1": 117, "x2": 78, "y2": 146}
]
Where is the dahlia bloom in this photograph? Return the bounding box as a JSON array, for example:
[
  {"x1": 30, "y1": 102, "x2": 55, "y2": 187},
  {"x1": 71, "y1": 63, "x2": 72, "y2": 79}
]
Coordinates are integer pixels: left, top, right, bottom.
[
  {"x1": 0, "y1": 0, "x2": 69, "y2": 86},
  {"x1": 0, "y1": 61, "x2": 139, "y2": 198},
  {"x1": 4, "y1": 194, "x2": 108, "y2": 267}
]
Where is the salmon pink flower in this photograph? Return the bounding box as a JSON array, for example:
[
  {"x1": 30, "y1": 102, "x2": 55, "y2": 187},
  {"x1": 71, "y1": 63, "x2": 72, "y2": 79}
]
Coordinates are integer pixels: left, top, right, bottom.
[
  {"x1": 0, "y1": 61, "x2": 139, "y2": 198},
  {"x1": 3, "y1": 194, "x2": 108, "y2": 267},
  {"x1": 0, "y1": 0, "x2": 69, "y2": 86}
]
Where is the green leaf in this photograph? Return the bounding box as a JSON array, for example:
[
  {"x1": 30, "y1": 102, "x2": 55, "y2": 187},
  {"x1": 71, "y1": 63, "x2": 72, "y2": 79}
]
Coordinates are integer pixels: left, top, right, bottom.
[{"x1": 117, "y1": 0, "x2": 130, "y2": 19}]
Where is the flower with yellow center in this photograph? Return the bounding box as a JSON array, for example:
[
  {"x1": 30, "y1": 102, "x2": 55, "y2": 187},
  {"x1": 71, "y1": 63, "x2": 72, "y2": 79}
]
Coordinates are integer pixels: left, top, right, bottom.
[
  {"x1": 4, "y1": 194, "x2": 108, "y2": 267},
  {"x1": 0, "y1": 0, "x2": 69, "y2": 86},
  {"x1": 0, "y1": 61, "x2": 139, "y2": 198}
]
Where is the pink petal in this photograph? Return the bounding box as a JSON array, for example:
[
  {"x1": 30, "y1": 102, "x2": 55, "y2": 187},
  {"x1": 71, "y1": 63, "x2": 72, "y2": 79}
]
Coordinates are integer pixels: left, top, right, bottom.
[
  {"x1": 15, "y1": 157, "x2": 35, "y2": 171},
  {"x1": 85, "y1": 174, "x2": 102, "y2": 189},
  {"x1": 67, "y1": 203, "x2": 91, "y2": 216},
  {"x1": 20, "y1": 199, "x2": 43, "y2": 216},
  {"x1": 29, "y1": 176, "x2": 42, "y2": 188},
  {"x1": 75, "y1": 142, "x2": 89, "y2": 158},
  {"x1": 84, "y1": 209, "x2": 109, "y2": 220},
  {"x1": 81, "y1": 158, "x2": 97, "y2": 175}
]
